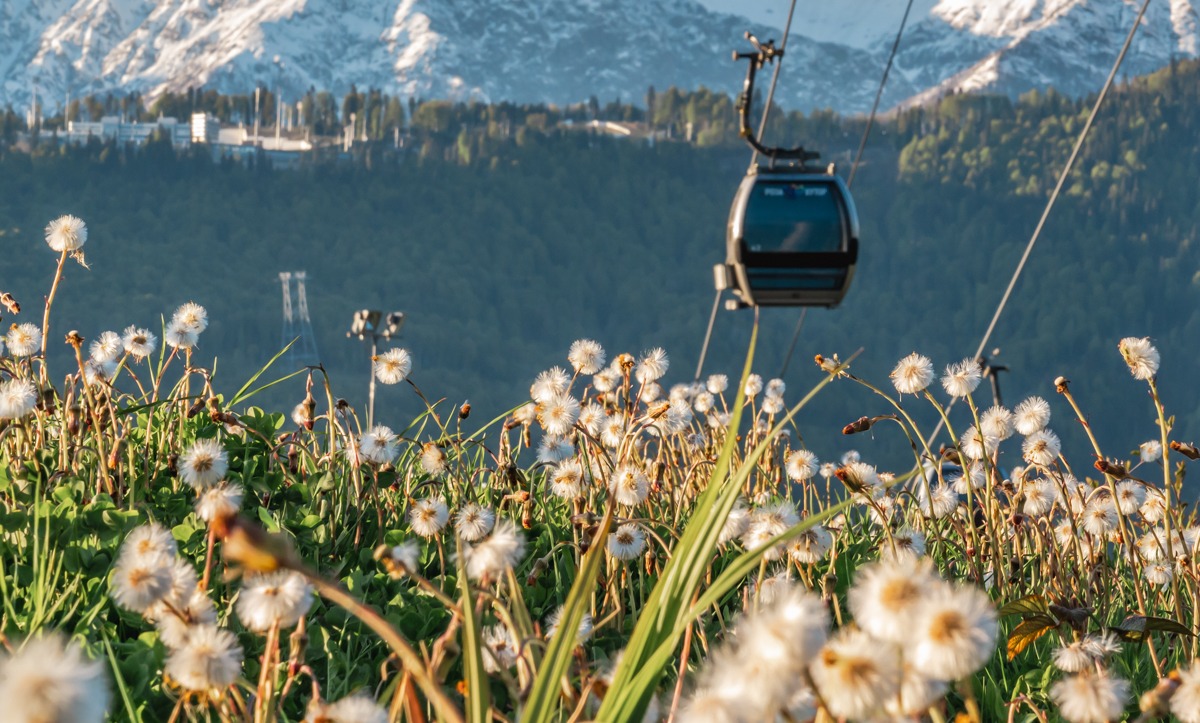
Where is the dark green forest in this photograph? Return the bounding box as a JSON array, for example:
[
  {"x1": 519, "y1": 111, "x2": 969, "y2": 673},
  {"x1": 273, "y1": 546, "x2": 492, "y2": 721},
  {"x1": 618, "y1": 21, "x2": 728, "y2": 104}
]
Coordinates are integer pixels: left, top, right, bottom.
[{"x1": 1, "y1": 59, "x2": 1198, "y2": 472}]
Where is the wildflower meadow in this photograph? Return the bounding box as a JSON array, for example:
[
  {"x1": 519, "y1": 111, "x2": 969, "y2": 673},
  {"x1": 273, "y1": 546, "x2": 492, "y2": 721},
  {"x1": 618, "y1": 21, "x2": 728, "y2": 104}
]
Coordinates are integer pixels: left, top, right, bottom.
[{"x1": 3, "y1": 215, "x2": 1200, "y2": 722}]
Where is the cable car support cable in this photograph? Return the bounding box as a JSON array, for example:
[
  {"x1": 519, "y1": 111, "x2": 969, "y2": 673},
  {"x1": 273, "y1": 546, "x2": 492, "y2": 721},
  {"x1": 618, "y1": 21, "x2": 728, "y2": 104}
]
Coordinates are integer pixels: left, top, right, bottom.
[
  {"x1": 778, "y1": 0, "x2": 914, "y2": 377},
  {"x1": 923, "y1": 0, "x2": 1152, "y2": 448},
  {"x1": 846, "y1": 0, "x2": 916, "y2": 190}
]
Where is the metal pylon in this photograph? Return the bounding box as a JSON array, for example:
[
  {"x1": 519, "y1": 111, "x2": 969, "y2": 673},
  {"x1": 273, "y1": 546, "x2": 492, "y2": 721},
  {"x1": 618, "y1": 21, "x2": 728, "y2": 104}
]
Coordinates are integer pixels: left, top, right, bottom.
[{"x1": 278, "y1": 271, "x2": 320, "y2": 367}]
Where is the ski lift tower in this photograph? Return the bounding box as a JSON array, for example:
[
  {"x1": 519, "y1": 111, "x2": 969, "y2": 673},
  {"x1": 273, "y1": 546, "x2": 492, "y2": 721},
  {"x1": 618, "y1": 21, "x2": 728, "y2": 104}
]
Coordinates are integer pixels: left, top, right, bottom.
[{"x1": 278, "y1": 271, "x2": 320, "y2": 367}]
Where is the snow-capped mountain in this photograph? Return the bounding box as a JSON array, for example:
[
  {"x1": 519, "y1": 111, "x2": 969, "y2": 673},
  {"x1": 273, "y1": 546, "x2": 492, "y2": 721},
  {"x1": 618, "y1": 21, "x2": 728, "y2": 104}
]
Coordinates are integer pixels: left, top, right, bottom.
[{"x1": 1, "y1": 0, "x2": 1196, "y2": 117}]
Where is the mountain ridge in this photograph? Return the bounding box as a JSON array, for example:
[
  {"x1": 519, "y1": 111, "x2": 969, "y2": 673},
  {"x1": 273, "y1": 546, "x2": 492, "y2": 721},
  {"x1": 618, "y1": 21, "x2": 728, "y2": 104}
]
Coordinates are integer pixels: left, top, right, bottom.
[{"x1": 2, "y1": 0, "x2": 1197, "y2": 116}]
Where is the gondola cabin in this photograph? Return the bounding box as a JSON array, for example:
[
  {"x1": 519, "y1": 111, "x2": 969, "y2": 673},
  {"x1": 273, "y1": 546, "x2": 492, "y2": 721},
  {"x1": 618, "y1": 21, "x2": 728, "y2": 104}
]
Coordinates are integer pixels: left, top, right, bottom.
[{"x1": 721, "y1": 167, "x2": 859, "y2": 308}]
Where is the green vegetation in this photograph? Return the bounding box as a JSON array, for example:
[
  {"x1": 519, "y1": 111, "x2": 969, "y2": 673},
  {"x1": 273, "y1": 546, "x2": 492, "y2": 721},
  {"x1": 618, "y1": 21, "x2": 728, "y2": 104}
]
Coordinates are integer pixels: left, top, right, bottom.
[{"x1": 1, "y1": 60, "x2": 1198, "y2": 473}]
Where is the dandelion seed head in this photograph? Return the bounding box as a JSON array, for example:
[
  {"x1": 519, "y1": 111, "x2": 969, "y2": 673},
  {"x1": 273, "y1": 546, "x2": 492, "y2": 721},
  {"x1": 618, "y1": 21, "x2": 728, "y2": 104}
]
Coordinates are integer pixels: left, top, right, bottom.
[
  {"x1": 909, "y1": 583, "x2": 998, "y2": 680},
  {"x1": 454, "y1": 503, "x2": 496, "y2": 542},
  {"x1": 165, "y1": 623, "x2": 242, "y2": 692},
  {"x1": 1022, "y1": 428, "x2": 1062, "y2": 467},
  {"x1": 373, "y1": 348, "x2": 412, "y2": 385},
  {"x1": 941, "y1": 358, "x2": 982, "y2": 398},
  {"x1": 481, "y1": 624, "x2": 518, "y2": 674},
  {"x1": 743, "y1": 373, "x2": 763, "y2": 398},
  {"x1": 111, "y1": 551, "x2": 174, "y2": 613},
  {"x1": 531, "y1": 367, "x2": 571, "y2": 403},
  {"x1": 809, "y1": 629, "x2": 902, "y2": 720},
  {"x1": 890, "y1": 352, "x2": 934, "y2": 395},
  {"x1": 537, "y1": 394, "x2": 579, "y2": 437},
  {"x1": 1118, "y1": 336, "x2": 1160, "y2": 380},
  {"x1": 179, "y1": 438, "x2": 228, "y2": 490},
  {"x1": 461, "y1": 520, "x2": 526, "y2": 581},
  {"x1": 89, "y1": 330, "x2": 123, "y2": 363},
  {"x1": 634, "y1": 347, "x2": 669, "y2": 383},
  {"x1": 568, "y1": 339, "x2": 605, "y2": 375},
  {"x1": 6, "y1": 322, "x2": 41, "y2": 357},
  {"x1": 1171, "y1": 663, "x2": 1200, "y2": 723},
  {"x1": 1050, "y1": 671, "x2": 1129, "y2": 723},
  {"x1": 121, "y1": 325, "x2": 157, "y2": 360},
  {"x1": 320, "y1": 694, "x2": 389, "y2": 723},
  {"x1": 236, "y1": 570, "x2": 313, "y2": 632},
  {"x1": 980, "y1": 405, "x2": 1014, "y2": 440},
  {"x1": 607, "y1": 523, "x2": 646, "y2": 561},
  {"x1": 788, "y1": 525, "x2": 832, "y2": 564},
  {"x1": 0, "y1": 633, "x2": 109, "y2": 723},
  {"x1": 849, "y1": 557, "x2": 938, "y2": 643},
  {"x1": 358, "y1": 426, "x2": 398, "y2": 466},
  {"x1": 45, "y1": 214, "x2": 88, "y2": 252},
  {"x1": 409, "y1": 497, "x2": 449, "y2": 538},
  {"x1": 608, "y1": 464, "x2": 649, "y2": 507},
  {"x1": 0, "y1": 378, "x2": 37, "y2": 420},
  {"x1": 545, "y1": 606, "x2": 593, "y2": 645}
]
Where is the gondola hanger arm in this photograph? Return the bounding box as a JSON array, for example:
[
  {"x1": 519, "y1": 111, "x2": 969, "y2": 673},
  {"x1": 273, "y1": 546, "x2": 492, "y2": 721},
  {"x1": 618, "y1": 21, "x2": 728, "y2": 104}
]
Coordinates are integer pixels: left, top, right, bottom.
[{"x1": 734, "y1": 32, "x2": 820, "y2": 164}]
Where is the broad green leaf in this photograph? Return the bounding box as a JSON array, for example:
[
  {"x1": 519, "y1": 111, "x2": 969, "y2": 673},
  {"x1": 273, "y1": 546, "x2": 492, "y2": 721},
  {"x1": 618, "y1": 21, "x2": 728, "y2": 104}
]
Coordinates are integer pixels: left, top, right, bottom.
[
  {"x1": 997, "y1": 594, "x2": 1051, "y2": 618},
  {"x1": 1006, "y1": 616, "x2": 1059, "y2": 659}
]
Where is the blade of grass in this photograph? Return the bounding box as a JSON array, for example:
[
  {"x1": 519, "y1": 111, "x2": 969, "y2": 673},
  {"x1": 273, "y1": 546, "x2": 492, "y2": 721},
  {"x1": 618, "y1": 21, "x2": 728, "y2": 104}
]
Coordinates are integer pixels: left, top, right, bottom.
[
  {"x1": 229, "y1": 339, "x2": 297, "y2": 407},
  {"x1": 598, "y1": 337, "x2": 852, "y2": 721},
  {"x1": 102, "y1": 630, "x2": 142, "y2": 723},
  {"x1": 457, "y1": 539, "x2": 491, "y2": 723},
  {"x1": 520, "y1": 503, "x2": 615, "y2": 723}
]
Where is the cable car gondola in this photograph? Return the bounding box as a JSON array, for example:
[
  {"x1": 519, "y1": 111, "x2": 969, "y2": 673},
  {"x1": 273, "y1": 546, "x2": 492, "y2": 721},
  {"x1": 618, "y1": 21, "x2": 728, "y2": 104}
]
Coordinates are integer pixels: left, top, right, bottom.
[{"x1": 715, "y1": 34, "x2": 860, "y2": 309}]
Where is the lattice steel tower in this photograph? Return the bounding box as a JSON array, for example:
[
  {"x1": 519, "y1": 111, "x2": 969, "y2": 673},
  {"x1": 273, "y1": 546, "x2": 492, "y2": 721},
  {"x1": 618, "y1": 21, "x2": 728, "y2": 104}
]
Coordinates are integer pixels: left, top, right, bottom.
[{"x1": 278, "y1": 271, "x2": 320, "y2": 367}]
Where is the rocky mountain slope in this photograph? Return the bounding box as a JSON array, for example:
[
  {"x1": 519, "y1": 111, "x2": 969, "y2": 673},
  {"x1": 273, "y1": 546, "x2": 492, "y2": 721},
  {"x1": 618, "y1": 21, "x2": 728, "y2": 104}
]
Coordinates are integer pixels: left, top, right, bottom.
[{"x1": 1, "y1": 0, "x2": 1196, "y2": 116}]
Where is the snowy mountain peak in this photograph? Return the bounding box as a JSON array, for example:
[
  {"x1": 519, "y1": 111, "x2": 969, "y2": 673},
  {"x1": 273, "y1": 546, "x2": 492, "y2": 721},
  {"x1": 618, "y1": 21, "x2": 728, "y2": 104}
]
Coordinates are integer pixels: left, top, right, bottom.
[{"x1": 1, "y1": 0, "x2": 1197, "y2": 117}]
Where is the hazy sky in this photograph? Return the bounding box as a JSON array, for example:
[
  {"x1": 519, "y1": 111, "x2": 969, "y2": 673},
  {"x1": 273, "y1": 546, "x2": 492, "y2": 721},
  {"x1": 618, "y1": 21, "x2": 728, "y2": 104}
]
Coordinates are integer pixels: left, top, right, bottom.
[{"x1": 697, "y1": 1, "x2": 941, "y2": 48}]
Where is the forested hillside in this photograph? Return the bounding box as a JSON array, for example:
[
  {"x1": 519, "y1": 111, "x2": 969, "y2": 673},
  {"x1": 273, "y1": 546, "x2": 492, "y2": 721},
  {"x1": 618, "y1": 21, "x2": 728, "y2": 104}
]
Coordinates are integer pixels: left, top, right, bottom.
[{"x1": 1, "y1": 59, "x2": 1197, "y2": 471}]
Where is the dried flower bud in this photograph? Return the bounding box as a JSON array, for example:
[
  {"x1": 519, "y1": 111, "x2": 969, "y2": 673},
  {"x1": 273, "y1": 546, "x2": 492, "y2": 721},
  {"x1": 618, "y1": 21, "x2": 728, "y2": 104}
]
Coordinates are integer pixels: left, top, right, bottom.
[
  {"x1": 1094, "y1": 457, "x2": 1127, "y2": 478},
  {"x1": 65, "y1": 329, "x2": 84, "y2": 348},
  {"x1": 0, "y1": 291, "x2": 19, "y2": 314},
  {"x1": 459, "y1": 401, "x2": 471, "y2": 420},
  {"x1": 1170, "y1": 440, "x2": 1200, "y2": 460},
  {"x1": 842, "y1": 416, "x2": 872, "y2": 435},
  {"x1": 1054, "y1": 376, "x2": 1070, "y2": 393}
]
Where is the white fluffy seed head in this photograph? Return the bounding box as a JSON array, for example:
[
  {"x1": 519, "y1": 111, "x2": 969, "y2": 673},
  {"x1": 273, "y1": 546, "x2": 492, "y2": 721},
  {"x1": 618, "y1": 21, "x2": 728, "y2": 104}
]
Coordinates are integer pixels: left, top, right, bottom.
[
  {"x1": 373, "y1": 348, "x2": 412, "y2": 384},
  {"x1": 236, "y1": 570, "x2": 314, "y2": 632},
  {"x1": 568, "y1": 339, "x2": 606, "y2": 375},
  {"x1": 1050, "y1": 671, "x2": 1130, "y2": 723},
  {"x1": 45, "y1": 214, "x2": 88, "y2": 252},
  {"x1": 941, "y1": 358, "x2": 982, "y2": 397},
  {"x1": 110, "y1": 551, "x2": 174, "y2": 613},
  {"x1": 809, "y1": 628, "x2": 902, "y2": 720},
  {"x1": 6, "y1": 323, "x2": 41, "y2": 357},
  {"x1": 0, "y1": 633, "x2": 110, "y2": 723},
  {"x1": 890, "y1": 352, "x2": 934, "y2": 395},
  {"x1": 165, "y1": 624, "x2": 243, "y2": 692},
  {"x1": 410, "y1": 497, "x2": 450, "y2": 538},
  {"x1": 1118, "y1": 336, "x2": 1160, "y2": 380},
  {"x1": 179, "y1": 438, "x2": 228, "y2": 490},
  {"x1": 454, "y1": 502, "x2": 496, "y2": 542},
  {"x1": 908, "y1": 583, "x2": 999, "y2": 681},
  {"x1": 0, "y1": 378, "x2": 38, "y2": 420},
  {"x1": 607, "y1": 523, "x2": 646, "y2": 561}
]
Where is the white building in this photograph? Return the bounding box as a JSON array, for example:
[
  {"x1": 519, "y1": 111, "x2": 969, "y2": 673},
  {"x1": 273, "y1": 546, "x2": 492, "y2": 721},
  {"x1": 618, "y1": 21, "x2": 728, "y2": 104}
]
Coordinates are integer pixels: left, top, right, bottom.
[
  {"x1": 66, "y1": 116, "x2": 191, "y2": 147},
  {"x1": 191, "y1": 112, "x2": 220, "y2": 144}
]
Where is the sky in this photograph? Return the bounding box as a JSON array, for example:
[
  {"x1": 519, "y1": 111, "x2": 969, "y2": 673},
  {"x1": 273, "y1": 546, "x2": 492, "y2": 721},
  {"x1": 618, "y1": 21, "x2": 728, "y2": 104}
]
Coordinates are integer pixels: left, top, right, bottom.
[{"x1": 697, "y1": 0, "x2": 941, "y2": 48}]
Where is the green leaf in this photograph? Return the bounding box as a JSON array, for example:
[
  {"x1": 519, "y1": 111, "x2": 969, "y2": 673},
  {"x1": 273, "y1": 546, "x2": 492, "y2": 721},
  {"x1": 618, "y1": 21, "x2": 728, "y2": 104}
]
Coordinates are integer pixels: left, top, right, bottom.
[
  {"x1": 1006, "y1": 615, "x2": 1059, "y2": 659},
  {"x1": 1111, "y1": 614, "x2": 1195, "y2": 641},
  {"x1": 998, "y1": 594, "x2": 1051, "y2": 618}
]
